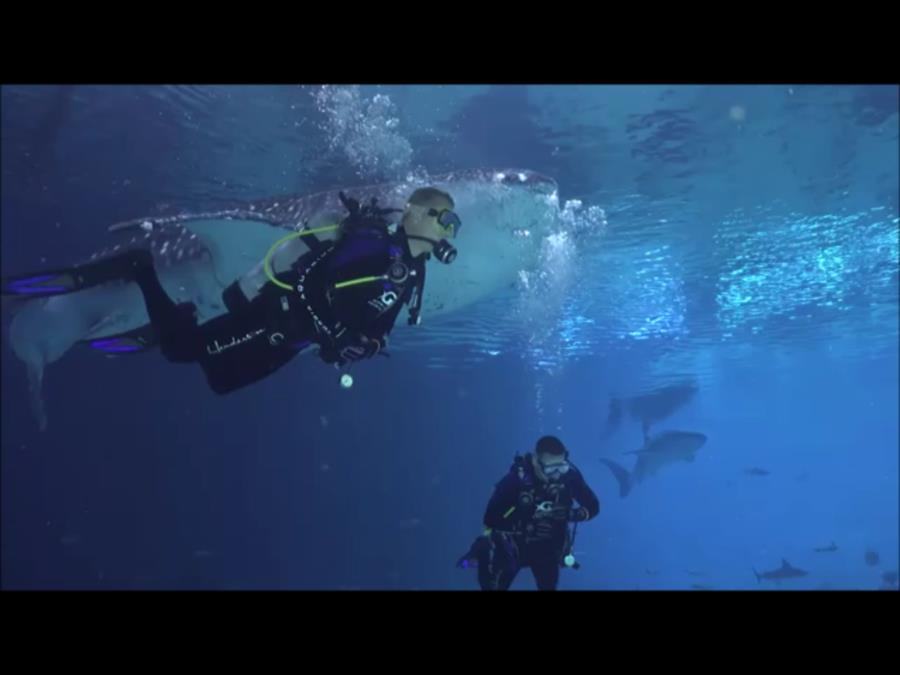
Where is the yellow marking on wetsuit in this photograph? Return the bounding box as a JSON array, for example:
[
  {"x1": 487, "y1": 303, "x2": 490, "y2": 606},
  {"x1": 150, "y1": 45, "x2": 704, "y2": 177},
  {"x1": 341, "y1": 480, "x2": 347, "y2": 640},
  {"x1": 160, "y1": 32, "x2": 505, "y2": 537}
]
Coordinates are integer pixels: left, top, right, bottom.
[
  {"x1": 333, "y1": 275, "x2": 383, "y2": 290},
  {"x1": 503, "y1": 506, "x2": 516, "y2": 519}
]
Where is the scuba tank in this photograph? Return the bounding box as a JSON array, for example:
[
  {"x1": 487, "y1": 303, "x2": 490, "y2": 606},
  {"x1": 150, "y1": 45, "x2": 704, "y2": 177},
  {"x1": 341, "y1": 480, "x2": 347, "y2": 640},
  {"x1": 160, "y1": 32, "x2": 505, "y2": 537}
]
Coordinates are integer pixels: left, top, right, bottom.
[{"x1": 337, "y1": 191, "x2": 402, "y2": 236}]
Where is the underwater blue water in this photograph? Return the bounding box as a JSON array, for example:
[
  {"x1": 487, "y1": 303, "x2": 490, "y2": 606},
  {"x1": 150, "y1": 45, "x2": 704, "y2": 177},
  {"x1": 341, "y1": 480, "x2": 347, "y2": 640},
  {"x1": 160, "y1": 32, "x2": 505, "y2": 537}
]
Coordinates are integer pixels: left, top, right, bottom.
[{"x1": 1, "y1": 84, "x2": 897, "y2": 590}]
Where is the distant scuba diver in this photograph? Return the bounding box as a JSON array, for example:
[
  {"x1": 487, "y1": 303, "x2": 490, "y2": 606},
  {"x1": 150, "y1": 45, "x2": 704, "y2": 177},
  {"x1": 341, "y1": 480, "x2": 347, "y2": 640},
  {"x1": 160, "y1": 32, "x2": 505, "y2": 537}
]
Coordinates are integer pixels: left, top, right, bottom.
[
  {"x1": 457, "y1": 435, "x2": 600, "y2": 591},
  {"x1": 2, "y1": 187, "x2": 461, "y2": 394}
]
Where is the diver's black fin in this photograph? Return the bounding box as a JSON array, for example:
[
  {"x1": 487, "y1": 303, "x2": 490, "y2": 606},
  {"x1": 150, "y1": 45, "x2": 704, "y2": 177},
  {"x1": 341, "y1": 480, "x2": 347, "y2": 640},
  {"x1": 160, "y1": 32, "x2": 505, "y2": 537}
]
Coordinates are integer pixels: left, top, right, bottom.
[
  {"x1": 456, "y1": 535, "x2": 490, "y2": 569},
  {"x1": 2, "y1": 269, "x2": 80, "y2": 297},
  {"x1": 2, "y1": 249, "x2": 153, "y2": 298},
  {"x1": 80, "y1": 322, "x2": 159, "y2": 355}
]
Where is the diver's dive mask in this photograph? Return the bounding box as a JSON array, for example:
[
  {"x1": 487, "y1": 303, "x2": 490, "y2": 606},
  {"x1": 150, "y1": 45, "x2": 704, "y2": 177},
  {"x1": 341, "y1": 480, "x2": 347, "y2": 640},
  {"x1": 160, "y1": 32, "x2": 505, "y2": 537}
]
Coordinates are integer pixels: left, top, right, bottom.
[
  {"x1": 537, "y1": 456, "x2": 571, "y2": 481},
  {"x1": 407, "y1": 206, "x2": 462, "y2": 264},
  {"x1": 428, "y1": 208, "x2": 462, "y2": 237}
]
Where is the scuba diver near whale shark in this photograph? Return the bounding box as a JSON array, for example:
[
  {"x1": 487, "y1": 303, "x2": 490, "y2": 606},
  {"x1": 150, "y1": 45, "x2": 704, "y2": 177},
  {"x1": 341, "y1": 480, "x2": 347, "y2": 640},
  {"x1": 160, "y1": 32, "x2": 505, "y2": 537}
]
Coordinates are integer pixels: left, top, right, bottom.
[
  {"x1": 3, "y1": 187, "x2": 461, "y2": 394},
  {"x1": 3, "y1": 168, "x2": 560, "y2": 430}
]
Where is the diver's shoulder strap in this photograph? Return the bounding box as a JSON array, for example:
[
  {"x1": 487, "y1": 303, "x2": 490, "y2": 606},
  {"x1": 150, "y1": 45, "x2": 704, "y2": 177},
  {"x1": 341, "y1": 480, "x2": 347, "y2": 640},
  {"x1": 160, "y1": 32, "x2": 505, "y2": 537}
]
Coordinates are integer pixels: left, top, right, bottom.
[
  {"x1": 406, "y1": 258, "x2": 427, "y2": 326},
  {"x1": 512, "y1": 453, "x2": 531, "y2": 481}
]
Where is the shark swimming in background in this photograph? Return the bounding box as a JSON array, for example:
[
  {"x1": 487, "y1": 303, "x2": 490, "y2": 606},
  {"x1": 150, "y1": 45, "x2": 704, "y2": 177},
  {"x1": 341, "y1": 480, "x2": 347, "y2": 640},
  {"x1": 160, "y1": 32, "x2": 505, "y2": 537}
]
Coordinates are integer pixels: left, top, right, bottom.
[
  {"x1": 598, "y1": 426, "x2": 708, "y2": 497},
  {"x1": 604, "y1": 379, "x2": 699, "y2": 436},
  {"x1": 753, "y1": 559, "x2": 809, "y2": 584},
  {"x1": 3, "y1": 168, "x2": 567, "y2": 430}
]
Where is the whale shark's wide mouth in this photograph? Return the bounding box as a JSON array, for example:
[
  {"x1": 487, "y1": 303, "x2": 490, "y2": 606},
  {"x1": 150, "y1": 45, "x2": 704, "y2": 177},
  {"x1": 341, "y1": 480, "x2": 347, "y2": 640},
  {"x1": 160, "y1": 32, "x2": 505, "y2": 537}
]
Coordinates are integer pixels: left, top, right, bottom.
[
  {"x1": 439, "y1": 168, "x2": 558, "y2": 197},
  {"x1": 490, "y1": 169, "x2": 558, "y2": 195}
]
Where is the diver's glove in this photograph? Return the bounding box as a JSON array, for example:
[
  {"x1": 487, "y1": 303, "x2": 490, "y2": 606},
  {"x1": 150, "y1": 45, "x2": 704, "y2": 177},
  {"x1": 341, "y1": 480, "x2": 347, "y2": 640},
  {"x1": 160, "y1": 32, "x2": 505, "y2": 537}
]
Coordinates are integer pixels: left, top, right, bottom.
[
  {"x1": 536, "y1": 505, "x2": 589, "y2": 522},
  {"x1": 568, "y1": 507, "x2": 590, "y2": 522},
  {"x1": 535, "y1": 503, "x2": 569, "y2": 522},
  {"x1": 320, "y1": 330, "x2": 383, "y2": 365}
]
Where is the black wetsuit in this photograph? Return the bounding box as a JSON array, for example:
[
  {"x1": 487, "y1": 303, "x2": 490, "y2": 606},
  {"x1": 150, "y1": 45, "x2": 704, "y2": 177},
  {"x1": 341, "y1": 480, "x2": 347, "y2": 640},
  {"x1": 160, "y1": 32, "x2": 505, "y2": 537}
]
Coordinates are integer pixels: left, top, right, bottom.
[
  {"x1": 479, "y1": 454, "x2": 600, "y2": 591},
  {"x1": 126, "y1": 223, "x2": 424, "y2": 394}
]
